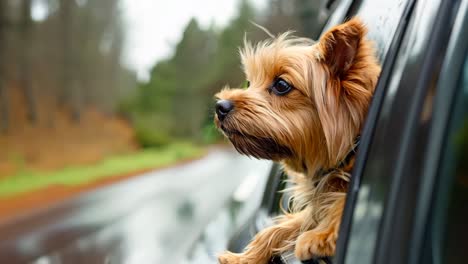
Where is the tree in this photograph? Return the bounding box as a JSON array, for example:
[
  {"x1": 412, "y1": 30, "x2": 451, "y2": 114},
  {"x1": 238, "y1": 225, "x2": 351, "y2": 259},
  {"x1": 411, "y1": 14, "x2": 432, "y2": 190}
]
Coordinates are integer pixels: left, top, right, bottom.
[
  {"x1": 20, "y1": 0, "x2": 37, "y2": 123},
  {"x1": 294, "y1": 0, "x2": 327, "y2": 39},
  {"x1": 131, "y1": 17, "x2": 219, "y2": 141},
  {"x1": 170, "y1": 18, "x2": 217, "y2": 137},
  {"x1": 59, "y1": 0, "x2": 81, "y2": 121},
  {"x1": 0, "y1": 0, "x2": 8, "y2": 132},
  {"x1": 213, "y1": 0, "x2": 256, "y2": 87},
  {"x1": 261, "y1": 0, "x2": 300, "y2": 36}
]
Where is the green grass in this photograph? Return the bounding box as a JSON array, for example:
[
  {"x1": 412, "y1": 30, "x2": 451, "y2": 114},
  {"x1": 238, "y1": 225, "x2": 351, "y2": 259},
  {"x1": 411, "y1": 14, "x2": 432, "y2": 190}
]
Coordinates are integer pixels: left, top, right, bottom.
[{"x1": 0, "y1": 142, "x2": 205, "y2": 198}]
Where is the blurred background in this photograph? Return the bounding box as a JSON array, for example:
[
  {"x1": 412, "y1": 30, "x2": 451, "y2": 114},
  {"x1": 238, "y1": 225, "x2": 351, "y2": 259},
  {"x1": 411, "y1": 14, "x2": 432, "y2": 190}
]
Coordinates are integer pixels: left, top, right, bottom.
[{"x1": 0, "y1": 0, "x2": 327, "y2": 207}]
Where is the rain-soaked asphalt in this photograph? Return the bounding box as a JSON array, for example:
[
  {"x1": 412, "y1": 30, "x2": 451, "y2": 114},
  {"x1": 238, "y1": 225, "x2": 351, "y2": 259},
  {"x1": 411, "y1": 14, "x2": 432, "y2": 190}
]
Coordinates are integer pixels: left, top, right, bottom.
[
  {"x1": 8, "y1": 147, "x2": 271, "y2": 264},
  {"x1": 105, "y1": 148, "x2": 271, "y2": 264}
]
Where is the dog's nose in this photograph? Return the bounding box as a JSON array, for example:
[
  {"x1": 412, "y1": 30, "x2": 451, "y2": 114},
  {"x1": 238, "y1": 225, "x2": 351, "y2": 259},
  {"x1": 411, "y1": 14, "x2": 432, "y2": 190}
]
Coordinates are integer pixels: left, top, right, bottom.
[{"x1": 216, "y1": 100, "x2": 234, "y2": 121}]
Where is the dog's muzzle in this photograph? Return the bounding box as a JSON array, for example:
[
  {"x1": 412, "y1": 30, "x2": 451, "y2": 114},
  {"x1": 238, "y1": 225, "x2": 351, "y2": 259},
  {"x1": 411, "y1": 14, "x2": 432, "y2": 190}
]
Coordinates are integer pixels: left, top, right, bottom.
[{"x1": 215, "y1": 100, "x2": 234, "y2": 121}]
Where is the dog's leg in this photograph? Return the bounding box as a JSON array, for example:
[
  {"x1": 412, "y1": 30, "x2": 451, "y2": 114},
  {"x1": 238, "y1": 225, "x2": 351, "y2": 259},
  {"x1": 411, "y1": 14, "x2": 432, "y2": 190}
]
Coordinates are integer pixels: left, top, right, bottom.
[
  {"x1": 294, "y1": 195, "x2": 345, "y2": 260},
  {"x1": 218, "y1": 212, "x2": 304, "y2": 264}
]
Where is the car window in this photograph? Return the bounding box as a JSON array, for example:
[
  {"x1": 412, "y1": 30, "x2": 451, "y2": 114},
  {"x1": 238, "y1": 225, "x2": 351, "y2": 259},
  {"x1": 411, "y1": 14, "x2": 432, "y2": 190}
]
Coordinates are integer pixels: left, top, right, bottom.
[
  {"x1": 354, "y1": 0, "x2": 412, "y2": 61},
  {"x1": 334, "y1": 0, "x2": 414, "y2": 261},
  {"x1": 341, "y1": 0, "x2": 457, "y2": 263},
  {"x1": 421, "y1": 55, "x2": 468, "y2": 264},
  {"x1": 323, "y1": 0, "x2": 412, "y2": 62}
]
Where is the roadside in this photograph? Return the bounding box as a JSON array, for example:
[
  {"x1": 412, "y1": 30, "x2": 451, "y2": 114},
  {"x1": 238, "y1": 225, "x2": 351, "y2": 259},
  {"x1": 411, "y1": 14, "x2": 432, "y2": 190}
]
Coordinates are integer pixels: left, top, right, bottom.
[
  {"x1": 0, "y1": 143, "x2": 214, "y2": 218},
  {"x1": 0, "y1": 142, "x2": 205, "y2": 197}
]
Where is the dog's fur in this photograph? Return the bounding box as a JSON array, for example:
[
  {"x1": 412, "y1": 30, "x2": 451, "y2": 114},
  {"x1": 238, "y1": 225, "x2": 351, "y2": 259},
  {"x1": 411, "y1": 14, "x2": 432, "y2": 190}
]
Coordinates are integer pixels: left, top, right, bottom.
[{"x1": 214, "y1": 18, "x2": 380, "y2": 263}]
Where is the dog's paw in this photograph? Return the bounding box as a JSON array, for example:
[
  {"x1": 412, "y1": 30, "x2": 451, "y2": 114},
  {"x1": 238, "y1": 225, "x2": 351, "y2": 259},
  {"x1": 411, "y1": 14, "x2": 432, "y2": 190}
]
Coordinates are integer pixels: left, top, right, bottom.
[
  {"x1": 217, "y1": 251, "x2": 269, "y2": 264},
  {"x1": 217, "y1": 251, "x2": 250, "y2": 264},
  {"x1": 294, "y1": 230, "x2": 337, "y2": 260},
  {"x1": 218, "y1": 252, "x2": 238, "y2": 264}
]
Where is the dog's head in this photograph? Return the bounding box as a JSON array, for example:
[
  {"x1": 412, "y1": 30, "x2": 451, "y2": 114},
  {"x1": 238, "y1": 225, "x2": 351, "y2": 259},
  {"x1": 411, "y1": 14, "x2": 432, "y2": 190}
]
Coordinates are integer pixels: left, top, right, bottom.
[{"x1": 214, "y1": 18, "x2": 380, "y2": 173}]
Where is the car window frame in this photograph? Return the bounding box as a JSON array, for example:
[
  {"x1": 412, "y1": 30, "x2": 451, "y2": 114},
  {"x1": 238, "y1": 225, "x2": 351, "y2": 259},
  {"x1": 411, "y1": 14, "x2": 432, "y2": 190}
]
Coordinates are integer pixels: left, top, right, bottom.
[{"x1": 335, "y1": 0, "x2": 417, "y2": 260}]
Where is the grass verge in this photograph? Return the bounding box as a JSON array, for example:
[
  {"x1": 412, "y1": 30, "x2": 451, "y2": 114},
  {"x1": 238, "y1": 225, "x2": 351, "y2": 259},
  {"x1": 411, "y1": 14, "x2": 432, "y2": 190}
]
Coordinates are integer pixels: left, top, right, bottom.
[{"x1": 0, "y1": 142, "x2": 205, "y2": 198}]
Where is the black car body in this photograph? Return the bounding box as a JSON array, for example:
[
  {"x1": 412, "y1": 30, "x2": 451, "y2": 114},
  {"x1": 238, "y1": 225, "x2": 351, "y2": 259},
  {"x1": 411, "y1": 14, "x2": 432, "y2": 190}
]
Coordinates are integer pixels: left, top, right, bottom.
[{"x1": 187, "y1": 0, "x2": 468, "y2": 263}]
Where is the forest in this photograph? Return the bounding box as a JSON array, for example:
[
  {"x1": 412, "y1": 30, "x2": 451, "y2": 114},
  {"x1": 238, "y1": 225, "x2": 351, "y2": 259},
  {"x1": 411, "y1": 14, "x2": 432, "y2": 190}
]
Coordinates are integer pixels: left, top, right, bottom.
[{"x1": 0, "y1": 0, "x2": 327, "y2": 194}]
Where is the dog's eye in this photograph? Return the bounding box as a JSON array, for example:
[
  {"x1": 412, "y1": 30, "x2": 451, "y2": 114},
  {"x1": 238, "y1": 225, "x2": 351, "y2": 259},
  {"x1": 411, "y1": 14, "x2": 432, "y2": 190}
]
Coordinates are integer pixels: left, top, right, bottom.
[{"x1": 271, "y1": 78, "x2": 292, "y2": 95}]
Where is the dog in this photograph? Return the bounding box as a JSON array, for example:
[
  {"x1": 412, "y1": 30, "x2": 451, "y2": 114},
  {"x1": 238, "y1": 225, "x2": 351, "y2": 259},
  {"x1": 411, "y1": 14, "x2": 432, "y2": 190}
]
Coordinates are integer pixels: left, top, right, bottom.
[{"x1": 214, "y1": 17, "x2": 381, "y2": 263}]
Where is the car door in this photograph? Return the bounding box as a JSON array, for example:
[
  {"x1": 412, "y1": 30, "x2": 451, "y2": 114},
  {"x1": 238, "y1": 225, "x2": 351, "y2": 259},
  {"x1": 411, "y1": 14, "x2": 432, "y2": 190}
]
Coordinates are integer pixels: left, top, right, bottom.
[{"x1": 337, "y1": 0, "x2": 466, "y2": 264}]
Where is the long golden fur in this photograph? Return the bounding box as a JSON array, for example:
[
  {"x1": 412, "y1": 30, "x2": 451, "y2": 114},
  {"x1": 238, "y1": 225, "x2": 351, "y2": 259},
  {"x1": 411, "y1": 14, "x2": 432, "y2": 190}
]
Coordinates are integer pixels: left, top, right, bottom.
[{"x1": 214, "y1": 17, "x2": 381, "y2": 263}]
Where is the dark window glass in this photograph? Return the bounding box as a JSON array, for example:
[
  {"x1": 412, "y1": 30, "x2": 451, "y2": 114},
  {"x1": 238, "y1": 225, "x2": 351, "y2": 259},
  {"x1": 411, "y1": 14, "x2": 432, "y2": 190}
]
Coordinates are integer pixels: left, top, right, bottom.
[{"x1": 423, "y1": 56, "x2": 468, "y2": 264}]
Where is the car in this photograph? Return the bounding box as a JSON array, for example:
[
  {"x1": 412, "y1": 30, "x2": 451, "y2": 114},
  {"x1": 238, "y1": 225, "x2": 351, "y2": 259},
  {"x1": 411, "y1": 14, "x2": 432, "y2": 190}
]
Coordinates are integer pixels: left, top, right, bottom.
[{"x1": 185, "y1": 0, "x2": 468, "y2": 263}]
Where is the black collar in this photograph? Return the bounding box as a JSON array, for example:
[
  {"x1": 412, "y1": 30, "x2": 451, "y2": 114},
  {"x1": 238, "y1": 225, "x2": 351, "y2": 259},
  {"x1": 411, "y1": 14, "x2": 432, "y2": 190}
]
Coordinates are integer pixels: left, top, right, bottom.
[{"x1": 318, "y1": 135, "x2": 360, "y2": 176}]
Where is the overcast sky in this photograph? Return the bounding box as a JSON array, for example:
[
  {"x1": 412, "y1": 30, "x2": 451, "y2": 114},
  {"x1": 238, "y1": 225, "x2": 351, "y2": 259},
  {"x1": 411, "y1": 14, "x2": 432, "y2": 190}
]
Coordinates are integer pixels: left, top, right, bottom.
[{"x1": 121, "y1": 0, "x2": 267, "y2": 81}]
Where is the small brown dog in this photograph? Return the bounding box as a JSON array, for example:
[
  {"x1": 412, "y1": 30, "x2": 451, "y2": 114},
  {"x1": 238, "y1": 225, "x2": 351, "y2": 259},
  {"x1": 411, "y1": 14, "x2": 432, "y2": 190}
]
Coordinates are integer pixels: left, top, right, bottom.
[{"x1": 214, "y1": 18, "x2": 380, "y2": 263}]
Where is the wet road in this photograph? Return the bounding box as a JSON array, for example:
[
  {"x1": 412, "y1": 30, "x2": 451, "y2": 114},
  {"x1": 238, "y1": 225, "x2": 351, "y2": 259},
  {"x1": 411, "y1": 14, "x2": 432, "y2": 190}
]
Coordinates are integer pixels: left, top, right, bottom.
[
  {"x1": 97, "y1": 148, "x2": 271, "y2": 264},
  {"x1": 1, "y1": 148, "x2": 271, "y2": 264}
]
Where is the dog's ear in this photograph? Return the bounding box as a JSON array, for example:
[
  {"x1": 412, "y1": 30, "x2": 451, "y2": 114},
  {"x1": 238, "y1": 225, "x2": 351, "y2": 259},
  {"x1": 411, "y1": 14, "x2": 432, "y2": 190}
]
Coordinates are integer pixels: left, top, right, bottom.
[
  {"x1": 317, "y1": 17, "x2": 367, "y2": 77},
  {"x1": 313, "y1": 17, "x2": 378, "y2": 166}
]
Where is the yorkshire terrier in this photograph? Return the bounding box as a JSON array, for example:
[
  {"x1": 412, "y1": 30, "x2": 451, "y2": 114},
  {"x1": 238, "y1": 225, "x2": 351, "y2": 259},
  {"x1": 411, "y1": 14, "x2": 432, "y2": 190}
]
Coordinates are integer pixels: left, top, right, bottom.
[{"x1": 214, "y1": 18, "x2": 381, "y2": 263}]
